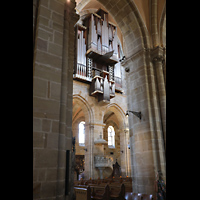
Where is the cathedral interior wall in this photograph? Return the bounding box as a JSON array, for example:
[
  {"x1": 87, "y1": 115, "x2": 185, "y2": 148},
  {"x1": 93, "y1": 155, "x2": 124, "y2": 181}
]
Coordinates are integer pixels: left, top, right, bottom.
[{"x1": 33, "y1": 0, "x2": 166, "y2": 199}]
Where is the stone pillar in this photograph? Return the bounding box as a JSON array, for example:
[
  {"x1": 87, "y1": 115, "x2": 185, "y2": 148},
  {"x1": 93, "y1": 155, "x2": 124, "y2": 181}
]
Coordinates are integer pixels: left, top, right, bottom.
[
  {"x1": 90, "y1": 124, "x2": 95, "y2": 179},
  {"x1": 122, "y1": 48, "x2": 166, "y2": 195},
  {"x1": 123, "y1": 51, "x2": 156, "y2": 195},
  {"x1": 151, "y1": 0, "x2": 159, "y2": 47},
  {"x1": 84, "y1": 123, "x2": 94, "y2": 179},
  {"x1": 33, "y1": 0, "x2": 79, "y2": 200},
  {"x1": 152, "y1": 47, "x2": 166, "y2": 149},
  {"x1": 124, "y1": 129, "x2": 131, "y2": 177},
  {"x1": 57, "y1": 2, "x2": 79, "y2": 200},
  {"x1": 33, "y1": 0, "x2": 65, "y2": 199},
  {"x1": 163, "y1": 47, "x2": 166, "y2": 88},
  {"x1": 119, "y1": 128, "x2": 128, "y2": 176}
]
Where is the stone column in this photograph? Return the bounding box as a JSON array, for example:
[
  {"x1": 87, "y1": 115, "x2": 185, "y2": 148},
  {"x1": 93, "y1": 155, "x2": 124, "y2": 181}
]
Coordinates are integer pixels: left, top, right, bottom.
[
  {"x1": 122, "y1": 48, "x2": 166, "y2": 195},
  {"x1": 124, "y1": 129, "x2": 131, "y2": 177},
  {"x1": 84, "y1": 123, "x2": 94, "y2": 179},
  {"x1": 93, "y1": 123, "x2": 106, "y2": 179},
  {"x1": 163, "y1": 47, "x2": 166, "y2": 88},
  {"x1": 57, "y1": 1, "x2": 79, "y2": 200},
  {"x1": 152, "y1": 48, "x2": 166, "y2": 149},
  {"x1": 151, "y1": 0, "x2": 159, "y2": 47},
  {"x1": 33, "y1": 1, "x2": 65, "y2": 199},
  {"x1": 123, "y1": 51, "x2": 156, "y2": 195},
  {"x1": 119, "y1": 128, "x2": 128, "y2": 176}
]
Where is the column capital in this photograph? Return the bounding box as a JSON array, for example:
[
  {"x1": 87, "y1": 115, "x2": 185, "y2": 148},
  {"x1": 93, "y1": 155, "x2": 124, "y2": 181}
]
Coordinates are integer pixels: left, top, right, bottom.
[
  {"x1": 85, "y1": 123, "x2": 95, "y2": 129},
  {"x1": 151, "y1": 46, "x2": 165, "y2": 63},
  {"x1": 152, "y1": 55, "x2": 164, "y2": 63}
]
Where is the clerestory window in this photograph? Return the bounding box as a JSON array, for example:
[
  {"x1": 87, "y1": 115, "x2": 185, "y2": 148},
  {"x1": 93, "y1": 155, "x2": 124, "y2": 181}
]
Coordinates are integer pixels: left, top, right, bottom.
[
  {"x1": 79, "y1": 121, "x2": 85, "y2": 146},
  {"x1": 108, "y1": 126, "x2": 115, "y2": 148}
]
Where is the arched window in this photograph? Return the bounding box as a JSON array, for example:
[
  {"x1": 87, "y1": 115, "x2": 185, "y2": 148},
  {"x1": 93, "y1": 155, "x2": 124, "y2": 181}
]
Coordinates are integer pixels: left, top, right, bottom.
[
  {"x1": 79, "y1": 121, "x2": 85, "y2": 146},
  {"x1": 108, "y1": 126, "x2": 115, "y2": 148}
]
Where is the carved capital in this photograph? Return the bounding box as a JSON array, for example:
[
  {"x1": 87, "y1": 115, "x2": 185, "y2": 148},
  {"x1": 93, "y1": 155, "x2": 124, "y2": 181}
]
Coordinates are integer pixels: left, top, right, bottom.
[
  {"x1": 152, "y1": 55, "x2": 164, "y2": 63},
  {"x1": 151, "y1": 46, "x2": 165, "y2": 64}
]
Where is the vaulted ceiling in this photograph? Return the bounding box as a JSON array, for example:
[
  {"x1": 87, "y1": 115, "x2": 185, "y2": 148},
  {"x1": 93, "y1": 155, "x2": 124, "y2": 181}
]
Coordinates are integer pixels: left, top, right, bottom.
[{"x1": 75, "y1": 0, "x2": 165, "y2": 39}]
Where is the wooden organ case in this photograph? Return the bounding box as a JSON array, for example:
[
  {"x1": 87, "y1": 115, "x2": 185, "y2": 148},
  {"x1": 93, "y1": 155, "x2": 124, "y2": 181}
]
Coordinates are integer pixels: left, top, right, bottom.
[{"x1": 74, "y1": 9, "x2": 122, "y2": 103}]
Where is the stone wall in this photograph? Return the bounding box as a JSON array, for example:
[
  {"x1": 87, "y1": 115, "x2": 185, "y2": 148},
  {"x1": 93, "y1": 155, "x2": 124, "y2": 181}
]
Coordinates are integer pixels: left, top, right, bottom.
[
  {"x1": 33, "y1": 1, "x2": 79, "y2": 200},
  {"x1": 33, "y1": 0, "x2": 166, "y2": 199},
  {"x1": 72, "y1": 77, "x2": 129, "y2": 179}
]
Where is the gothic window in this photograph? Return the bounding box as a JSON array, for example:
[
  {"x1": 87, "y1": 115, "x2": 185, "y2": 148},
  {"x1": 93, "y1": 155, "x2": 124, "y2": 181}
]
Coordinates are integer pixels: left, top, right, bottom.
[
  {"x1": 79, "y1": 121, "x2": 85, "y2": 146},
  {"x1": 108, "y1": 126, "x2": 115, "y2": 148}
]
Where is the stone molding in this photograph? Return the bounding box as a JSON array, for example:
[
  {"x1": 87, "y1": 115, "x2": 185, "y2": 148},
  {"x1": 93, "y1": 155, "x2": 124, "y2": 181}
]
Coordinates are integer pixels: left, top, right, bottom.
[{"x1": 121, "y1": 46, "x2": 166, "y2": 68}]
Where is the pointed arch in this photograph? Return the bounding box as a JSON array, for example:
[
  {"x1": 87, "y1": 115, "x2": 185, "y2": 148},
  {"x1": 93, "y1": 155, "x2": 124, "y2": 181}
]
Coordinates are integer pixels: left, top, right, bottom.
[
  {"x1": 73, "y1": 94, "x2": 94, "y2": 125},
  {"x1": 104, "y1": 103, "x2": 126, "y2": 130}
]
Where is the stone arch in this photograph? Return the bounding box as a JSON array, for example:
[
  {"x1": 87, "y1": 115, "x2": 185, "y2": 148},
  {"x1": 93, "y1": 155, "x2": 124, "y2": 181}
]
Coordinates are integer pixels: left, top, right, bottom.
[
  {"x1": 73, "y1": 94, "x2": 94, "y2": 179},
  {"x1": 76, "y1": 0, "x2": 151, "y2": 59},
  {"x1": 73, "y1": 94, "x2": 94, "y2": 125},
  {"x1": 104, "y1": 103, "x2": 126, "y2": 129},
  {"x1": 103, "y1": 103, "x2": 130, "y2": 176}
]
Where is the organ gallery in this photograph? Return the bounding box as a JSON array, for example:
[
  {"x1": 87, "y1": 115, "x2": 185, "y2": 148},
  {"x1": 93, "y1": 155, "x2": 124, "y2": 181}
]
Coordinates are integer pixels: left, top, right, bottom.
[{"x1": 73, "y1": 9, "x2": 123, "y2": 103}]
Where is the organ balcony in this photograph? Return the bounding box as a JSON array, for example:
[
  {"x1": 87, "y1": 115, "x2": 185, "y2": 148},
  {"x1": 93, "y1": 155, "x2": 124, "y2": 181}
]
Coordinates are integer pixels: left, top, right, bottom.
[
  {"x1": 89, "y1": 68, "x2": 115, "y2": 103},
  {"x1": 73, "y1": 8, "x2": 123, "y2": 102}
]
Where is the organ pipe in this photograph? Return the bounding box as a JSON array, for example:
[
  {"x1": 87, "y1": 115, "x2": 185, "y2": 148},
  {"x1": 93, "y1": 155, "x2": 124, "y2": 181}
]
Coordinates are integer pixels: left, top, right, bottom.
[
  {"x1": 75, "y1": 8, "x2": 123, "y2": 101},
  {"x1": 89, "y1": 14, "x2": 97, "y2": 50},
  {"x1": 77, "y1": 31, "x2": 86, "y2": 66},
  {"x1": 112, "y1": 28, "x2": 118, "y2": 59},
  {"x1": 102, "y1": 14, "x2": 109, "y2": 54}
]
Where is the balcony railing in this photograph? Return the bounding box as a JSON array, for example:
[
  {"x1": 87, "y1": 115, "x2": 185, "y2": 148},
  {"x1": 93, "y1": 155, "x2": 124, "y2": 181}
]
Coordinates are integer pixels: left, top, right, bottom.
[
  {"x1": 73, "y1": 63, "x2": 92, "y2": 81},
  {"x1": 74, "y1": 65, "x2": 122, "y2": 93}
]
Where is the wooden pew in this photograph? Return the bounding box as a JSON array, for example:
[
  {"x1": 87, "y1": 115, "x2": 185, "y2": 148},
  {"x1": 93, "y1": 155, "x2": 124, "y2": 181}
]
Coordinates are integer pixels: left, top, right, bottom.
[
  {"x1": 74, "y1": 186, "x2": 91, "y2": 200},
  {"x1": 132, "y1": 193, "x2": 139, "y2": 200},
  {"x1": 140, "y1": 194, "x2": 154, "y2": 200},
  {"x1": 90, "y1": 184, "x2": 110, "y2": 200},
  {"x1": 90, "y1": 183, "x2": 125, "y2": 200},
  {"x1": 74, "y1": 177, "x2": 134, "y2": 200},
  {"x1": 109, "y1": 183, "x2": 125, "y2": 200},
  {"x1": 123, "y1": 182, "x2": 132, "y2": 193}
]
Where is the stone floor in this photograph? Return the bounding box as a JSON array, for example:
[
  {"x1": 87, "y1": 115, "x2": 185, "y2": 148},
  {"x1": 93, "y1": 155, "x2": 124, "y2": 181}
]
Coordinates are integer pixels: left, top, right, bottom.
[{"x1": 125, "y1": 192, "x2": 133, "y2": 200}]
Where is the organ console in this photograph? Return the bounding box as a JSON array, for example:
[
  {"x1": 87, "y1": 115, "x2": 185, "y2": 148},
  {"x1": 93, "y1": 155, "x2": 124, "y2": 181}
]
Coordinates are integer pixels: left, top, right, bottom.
[{"x1": 73, "y1": 8, "x2": 123, "y2": 103}]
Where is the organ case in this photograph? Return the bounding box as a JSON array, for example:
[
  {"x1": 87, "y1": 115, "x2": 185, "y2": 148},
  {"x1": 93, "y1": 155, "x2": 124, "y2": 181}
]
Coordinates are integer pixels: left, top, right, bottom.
[{"x1": 74, "y1": 8, "x2": 122, "y2": 102}]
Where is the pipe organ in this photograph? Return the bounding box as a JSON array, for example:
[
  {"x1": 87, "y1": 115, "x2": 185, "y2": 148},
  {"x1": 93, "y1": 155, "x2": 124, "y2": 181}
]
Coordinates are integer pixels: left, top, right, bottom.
[{"x1": 73, "y1": 9, "x2": 123, "y2": 103}]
